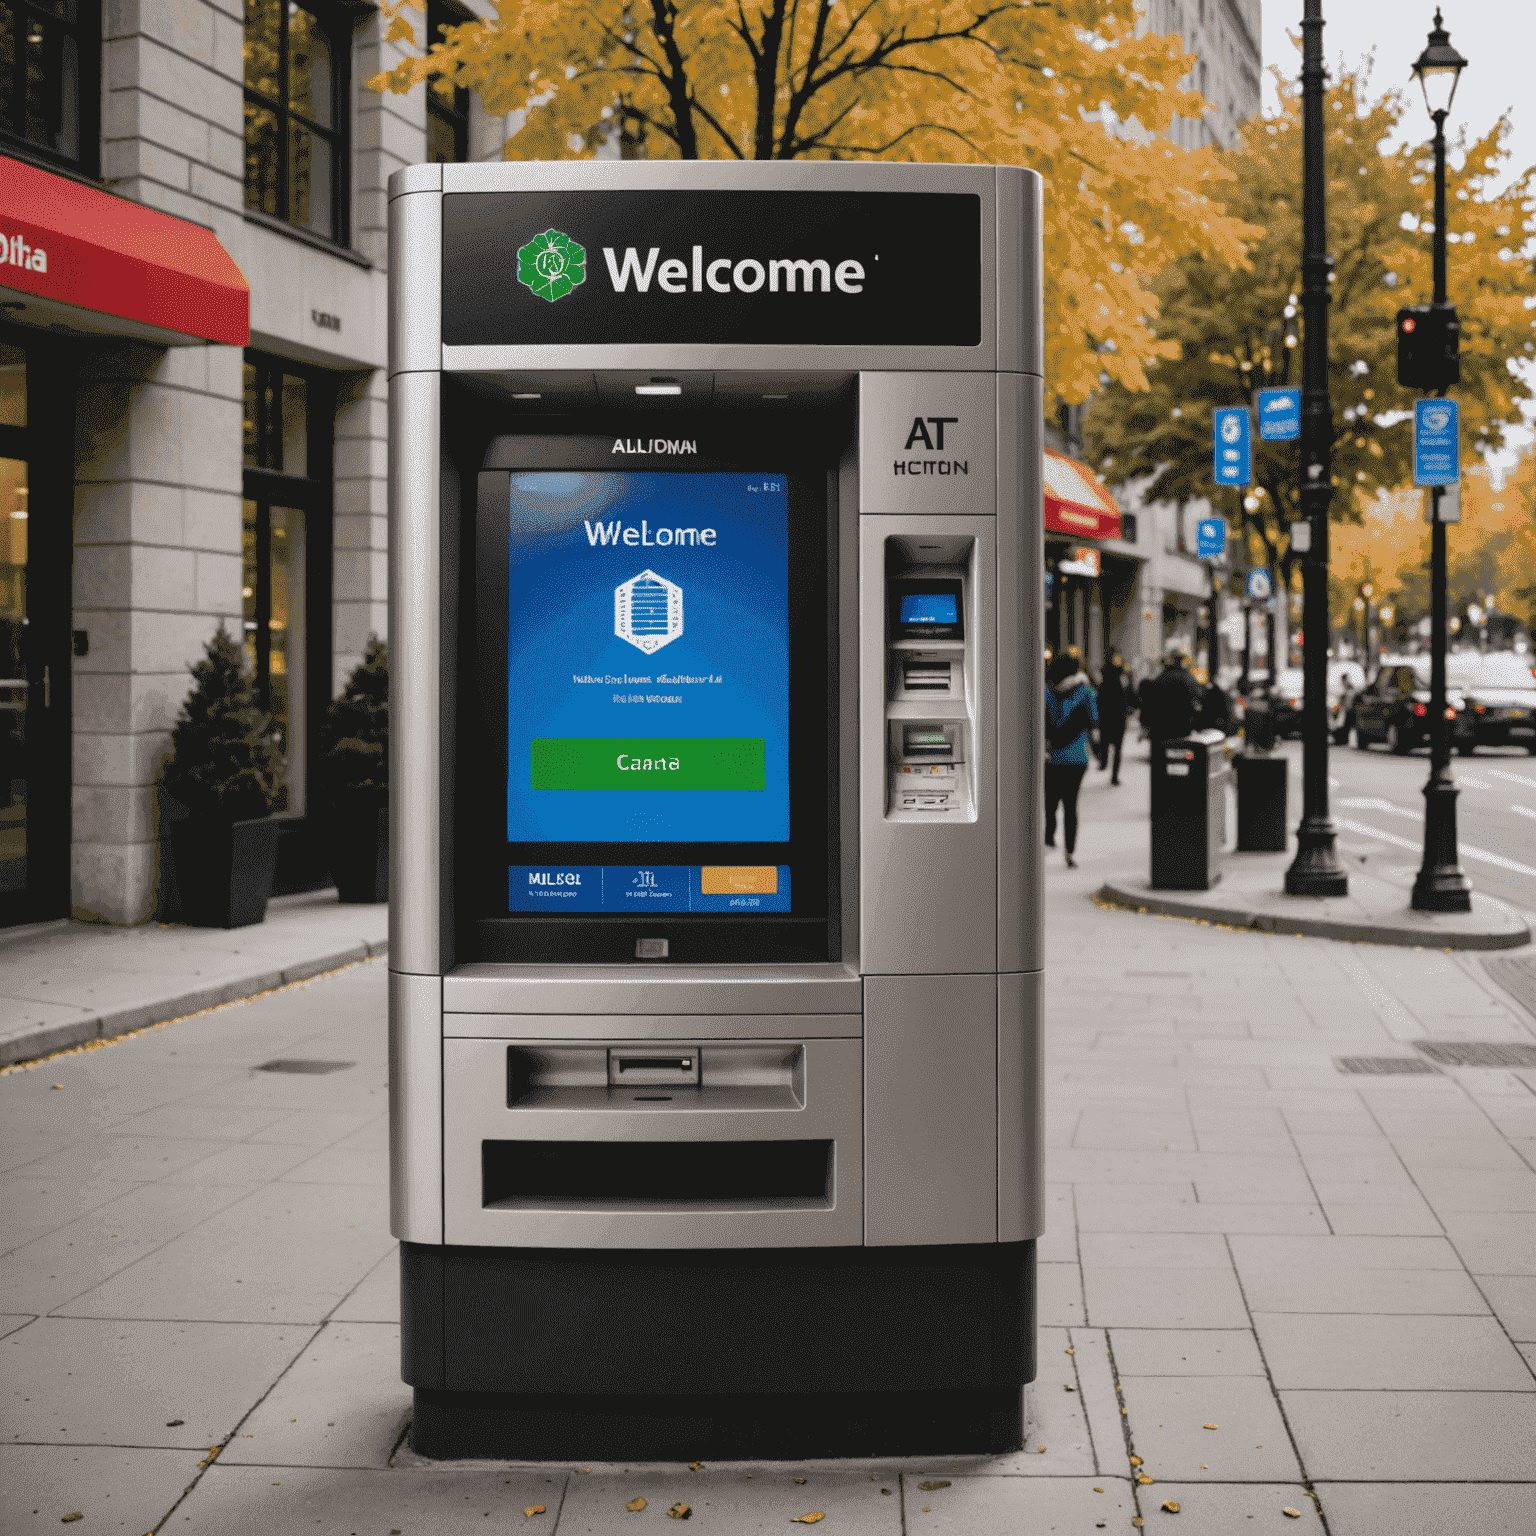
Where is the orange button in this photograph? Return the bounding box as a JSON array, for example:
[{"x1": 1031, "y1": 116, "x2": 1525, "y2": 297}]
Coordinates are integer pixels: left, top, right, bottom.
[{"x1": 700, "y1": 866, "x2": 778, "y2": 895}]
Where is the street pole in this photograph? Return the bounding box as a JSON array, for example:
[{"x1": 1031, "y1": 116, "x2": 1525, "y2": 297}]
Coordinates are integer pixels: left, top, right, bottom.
[
  {"x1": 1411, "y1": 43, "x2": 1472, "y2": 911},
  {"x1": 1286, "y1": 0, "x2": 1347, "y2": 896}
]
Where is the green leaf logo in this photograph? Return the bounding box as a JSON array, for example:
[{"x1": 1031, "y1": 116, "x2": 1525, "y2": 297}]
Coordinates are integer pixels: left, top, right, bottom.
[{"x1": 516, "y1": 229, "x2": 587, "y2": 303}]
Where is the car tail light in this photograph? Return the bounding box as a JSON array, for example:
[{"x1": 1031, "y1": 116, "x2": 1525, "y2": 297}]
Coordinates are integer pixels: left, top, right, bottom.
[
  {"x1": 1475, "y1": 703, "x2": 1485, "y2": 713},
  {"x1": 1287, "y1": 697, "x2": 1301, "y2": 707},
  {"x1": 1413, "y1": 702, "x2": 1427, "y2": 717},
  {"x1": 1445, "y1": 706, "x2": 1457, "y2": 720}
]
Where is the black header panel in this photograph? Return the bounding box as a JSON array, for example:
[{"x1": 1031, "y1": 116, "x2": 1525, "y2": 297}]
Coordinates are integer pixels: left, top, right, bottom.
[{"x1": 441, "y1": 191, "x2": 981, "y2": 349}]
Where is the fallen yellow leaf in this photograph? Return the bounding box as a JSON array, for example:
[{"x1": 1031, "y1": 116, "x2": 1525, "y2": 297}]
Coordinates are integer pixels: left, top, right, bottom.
[
  {"x1": 1137, "y1": 1474, "x2": 1153, "y2": 1485},
  {"x1": 917, "y1": 1480, "x2": 951, "y2": 1491},
  {"x1": 1282, "y1": 1511, "x2": 1301, "y2": 1521},
  {"x1": 1203, "y1": 1423, "x2": 1218, "y2": 1430},
  {"x1": 524, "y1": 1506, "x2": 546, "y2": 1518},
  {"x1": 51, "y1": 1084, "x2": 64, "y2": 1091},
  {"x1": 626, "y1": 1497, "x2": 647, "y2": 1512},
  {"x1": 668, "y1": 1504, "x2": 692, "y2": 1521},
  {"x1": 1063, "y1": 1383, "x2": 1076, "y2": 1392},
  {"x1": 1162, "y1": 1500, "x2": 1181, "y2": 1514},
  {"x1": 688, "y1": 1461, "x2": 703, "y2": 1471},
  {"x1": 61, "y1": 1519, "x2": 82, "y2": 1526},
  {"x1": 793, "y1": 1477, "x2": 806, "y2": 1484},
  {"x1": 791, "y1": 1516, "x2": 825, "y2": 1526},
  {"x1": 1129, "y1": 1456, "x2": 1143, "y2": 1466}
]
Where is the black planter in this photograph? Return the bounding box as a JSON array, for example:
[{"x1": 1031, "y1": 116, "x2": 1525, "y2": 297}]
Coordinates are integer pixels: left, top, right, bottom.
[
  {"x1": 170, "y1": 816, "x2": 281, "y2": 929},
  {"x1": 327, "y1": 804, "x2": 388, "y2": 904}
]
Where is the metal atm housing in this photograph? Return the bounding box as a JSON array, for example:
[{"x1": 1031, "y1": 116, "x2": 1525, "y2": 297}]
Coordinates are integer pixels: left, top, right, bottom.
[{"x1": 388, "y1": 160, "x2": 1045, "y2": 1459}]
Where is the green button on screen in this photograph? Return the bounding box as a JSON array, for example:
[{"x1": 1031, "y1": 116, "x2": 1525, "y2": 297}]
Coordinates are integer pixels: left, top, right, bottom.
[{"x1": 531, "y1": 738, "x2": 766, "y2": 792}]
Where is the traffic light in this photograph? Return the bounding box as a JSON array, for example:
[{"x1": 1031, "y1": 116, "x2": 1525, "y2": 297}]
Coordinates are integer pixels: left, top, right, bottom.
[{"x1": 1396, "y1": 304, "x2": 1460, "y2": 390}]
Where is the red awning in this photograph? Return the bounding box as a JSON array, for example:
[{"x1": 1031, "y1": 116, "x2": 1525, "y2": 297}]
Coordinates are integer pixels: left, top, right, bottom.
[
  {"x1": 1044, "y1": 449, "x2": 1122, "y2": 541},
  {"x1": 0, "y1": 158, "x2": 248, "y2": 346}
]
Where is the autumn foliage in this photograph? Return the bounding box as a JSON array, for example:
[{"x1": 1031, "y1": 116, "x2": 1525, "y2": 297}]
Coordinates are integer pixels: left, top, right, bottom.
[{"x1": 369, "y1": 0, "x2": 1259, "y2": 404}]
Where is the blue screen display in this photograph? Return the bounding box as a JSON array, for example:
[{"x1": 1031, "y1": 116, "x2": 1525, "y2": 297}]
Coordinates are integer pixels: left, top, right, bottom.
[
  {"x1": 900, "y1": 592, "x2": 958, "y2": 625},
  {"x1": 506, "y1": 471, "x2": 790, "y2": 844}
]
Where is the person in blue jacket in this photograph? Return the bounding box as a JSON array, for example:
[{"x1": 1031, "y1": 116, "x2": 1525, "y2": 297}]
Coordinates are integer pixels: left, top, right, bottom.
[{"x1": 1044, "y1": 650, "x2": 1099, "y2": 868}]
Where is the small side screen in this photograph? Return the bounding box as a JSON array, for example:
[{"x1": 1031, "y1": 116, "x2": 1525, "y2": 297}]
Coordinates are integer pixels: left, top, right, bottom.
[
  {"x1": 899, "y1": 592, "x2": 958, "y2": 627},
  {"x1": 891, "y1": 577, "x2": 964, "y2": 640}
]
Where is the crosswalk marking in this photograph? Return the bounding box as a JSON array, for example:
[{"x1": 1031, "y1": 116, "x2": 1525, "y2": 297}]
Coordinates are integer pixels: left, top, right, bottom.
[
  {"x1": 1487, "y1": 768, "x2": 1536, "y2": 790},
  {"x1": 1334, "y1": 816, "x2": 1536, "y2": 880}
]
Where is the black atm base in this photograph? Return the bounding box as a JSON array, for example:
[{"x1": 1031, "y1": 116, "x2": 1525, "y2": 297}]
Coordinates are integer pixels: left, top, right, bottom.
[{"x1": 401, "y1": 1239, "x2": 1035, "y2": 1460}]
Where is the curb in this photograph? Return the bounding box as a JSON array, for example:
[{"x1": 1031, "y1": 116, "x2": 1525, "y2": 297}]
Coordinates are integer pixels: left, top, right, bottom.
[
  {"x1": 0, "y1": 939, "x2": 389, "y2": 1070},
  {"x1": 1095, "y1": 881, "x2": 1531, "y2": 952}
]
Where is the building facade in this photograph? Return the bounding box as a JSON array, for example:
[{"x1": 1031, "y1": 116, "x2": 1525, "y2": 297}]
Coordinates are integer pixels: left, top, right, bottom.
[{"x1": 1, "y1": 0, "x2": 507, "y2": 928}]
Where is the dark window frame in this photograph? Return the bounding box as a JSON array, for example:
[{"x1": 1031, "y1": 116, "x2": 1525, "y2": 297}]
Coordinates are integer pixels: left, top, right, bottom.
[
  {"x1": 0, "y1": 0, "x2": 101, "y2": 176},
  {"x1": 243, "y1": 0, "x2": 351, "y2": 245},
  {"x1": 425, "y1": 0, "x2": 470, "y2": 163}
]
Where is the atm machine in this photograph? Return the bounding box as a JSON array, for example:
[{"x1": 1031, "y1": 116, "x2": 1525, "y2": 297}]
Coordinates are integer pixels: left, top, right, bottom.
[{"x1": 388, "y1": 160, "x2": 1045, "y2": 1459}]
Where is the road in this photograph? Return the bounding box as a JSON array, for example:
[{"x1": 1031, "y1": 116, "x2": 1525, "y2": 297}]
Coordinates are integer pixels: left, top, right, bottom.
[{"x1": 1281, "y1": 737, "x2": 1536, "y2": 918}]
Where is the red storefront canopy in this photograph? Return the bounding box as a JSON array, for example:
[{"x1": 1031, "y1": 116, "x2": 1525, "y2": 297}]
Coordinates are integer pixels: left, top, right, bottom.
[
  {"x1": 0, "y1": 158, "x2": 249, "y2": 346},
  {"x1": 1044, "y1": 449, "x2": 1122, "y2": 541}
]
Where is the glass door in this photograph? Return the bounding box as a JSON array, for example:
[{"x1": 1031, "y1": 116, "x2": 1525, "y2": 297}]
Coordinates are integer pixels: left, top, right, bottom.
[{"x1": 0, "y1": 455, "x2": 28, "y2": 899}]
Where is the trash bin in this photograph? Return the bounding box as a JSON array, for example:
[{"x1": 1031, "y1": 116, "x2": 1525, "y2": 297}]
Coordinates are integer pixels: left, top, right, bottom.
[
  {"x1": 1151, "y1": 728, "x2": 1231, "y2": 890},
  {"x1": 1243, "y1": 690, "x2": 1276, "y2": 753},
  {"x1": 1234, "y1": 753, "x2": 1288, "y2": 852}
]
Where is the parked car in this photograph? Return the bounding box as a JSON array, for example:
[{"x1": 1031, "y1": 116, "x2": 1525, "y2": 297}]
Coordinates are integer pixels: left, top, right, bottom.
[
  {"x1": 1267, "y1": 668, "x2": 1307, "y2": 738},
  {"x1": 1447, "y1": 653, "x2": 1536, "y2": 754},
  {"x1": 1351, "y1": 661, "x2": 1470, "y2": 754}
]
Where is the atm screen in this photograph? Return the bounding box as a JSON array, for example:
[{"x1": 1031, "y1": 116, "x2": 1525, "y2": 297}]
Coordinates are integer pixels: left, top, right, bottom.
[
  {"x1": 504, "y1": 471, "x2": 791, "y2": 900},
  {"x1": 899, "y1": 592, "x2": 958, "y2": 626}
]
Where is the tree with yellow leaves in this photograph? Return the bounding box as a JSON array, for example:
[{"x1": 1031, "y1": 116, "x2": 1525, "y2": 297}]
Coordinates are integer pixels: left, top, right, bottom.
[
  {"x1": 1086, "y1": 60, "x2": 1535, "y2": 598},
  {"x1": 369, "y1": 0, "x2": 1259, "y2": 406}
]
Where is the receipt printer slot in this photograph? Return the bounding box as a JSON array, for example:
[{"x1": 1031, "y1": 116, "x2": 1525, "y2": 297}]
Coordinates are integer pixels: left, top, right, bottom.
[{"x1": 608, "y1": 1050, "x2": 701, "y2": 1087}]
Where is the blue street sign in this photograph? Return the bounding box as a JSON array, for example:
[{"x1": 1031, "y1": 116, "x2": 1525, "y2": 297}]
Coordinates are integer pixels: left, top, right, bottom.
[
  {"x1": 1413, "y1": 398, "x2": 1460, "y2": 487},
  {"x1": 1196, "y1": 517, "x2": 1227, "y2": 559},
  {"x1": 1213, "y1": 407, "x2": 1251, "y2": 485},
  {"x1": 1247, "y1": 567, "x2": 1273, "y2": 602},
  {"x1": 1256, "y1": 387, "x2": 1301, "y2": 441}
]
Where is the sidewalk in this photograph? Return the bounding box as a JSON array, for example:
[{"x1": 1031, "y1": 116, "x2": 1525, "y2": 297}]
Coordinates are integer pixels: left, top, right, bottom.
[{"x1": 0, "y1": 892, "x2": 389, "y2": 1068}]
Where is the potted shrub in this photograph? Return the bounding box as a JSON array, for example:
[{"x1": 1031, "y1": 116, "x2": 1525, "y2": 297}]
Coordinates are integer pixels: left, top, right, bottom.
[
  {"x1": 319, "y1": 637, "x2": 389, "y2": 903},
  {"x1": 162, "y1": 628, "x2": 284, "y2": 928}
]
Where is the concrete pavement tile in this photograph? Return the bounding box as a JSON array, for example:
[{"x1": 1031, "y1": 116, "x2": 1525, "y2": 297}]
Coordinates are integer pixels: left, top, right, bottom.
[
  {"x1": 278, "y1": 1145, "x2": 388, "y2": 1186},
  {"x1": 1110, "y1": 1330, "x2": 1264, "y2": 1378},
  {"x1": 1192, "y1": 1135, "x2": 1297, "y2": 1156},
  {"x1": 1322, "y1": 1202, "x2": 1445, "y2": 1236},
  {"x1": 1078, "y1": 1233, "x2": 1231, "y2": 1269},
  {"x1": 1238, "y1": 1264, "x2": 1489, "y2": 1316},
  {"x1": 1078, "y1": 1202, "x2": 1328, "y2": 1235},
  {"x1": 1396, "y1": 1137, "x2": 1532, "y2": 1171},
  {"x1": 0, "y1": 1174, "x2": 142, "y2": 1254},
  {"x1": 244, "y1": 1109, "x2": 384, "y2": 1147},
  {"x1": 1311, "y1": 1482, "x2": 1536, "y2": 1536},
  {"x1": 1071, "y1": 1111, "x2": 1197, "y2": 1151},
  {"x1": 1281, "y1": 1389, "x2": 1536, "y2": 1479},
  {"x1": 557, "y1": 1469, "x2": 899, "y2": 1531},
  {"x1": 159, "y1": 1139, "x2": 320, "y2": 1186},
  {"x1": 331, "y1": 1248, "x2": 399, "y2": 1323},
  {"x1": 1229, "y1": 1235, "x2": 1462, "y2": 1271},
  {"x1": 1290, "y1": 1133, "x2": 1390, "y2": 1158},
  {"x1": 1065, "y1": 1327, "x2": 1126, "y2": 1477},
  {"x1": 11, "y1": 1132, "x2": 234, "y2": 1183},
  {"x1": 1140, "y1": 1483, "x2": 1324, "y2": 1532},
  {"x1": 1253, "y1": 1312, "x2": 1533, "y2": 1391},
  {"x1": 0, "y1": 1137, "x2": 75, "y2": 1176},
  {"x1": 0, "y1": 1316, "x2": 312, "y2": 1447},
  {"x1": 104, "y1": 1104, "x2": 296, "y2": 1142},
  {"x1": 1084, "y1": 1267, "x2": 1249, "y2": 1329},
  {"x1": 1475, "y1": 1275, "x2": 1536, "y2": 1340},
  {"x1": 1519, "y1": 1341, "x2": 1536, "y2": 1373},
  {"x1": 0, "y1": 1443, "x2": 206, "y2": 1532},
  {"x1": 0, "y1": 1182, "x2": 251, "y2": 1314},
  {"x1": 0, "y1": 1313, "x2": 35, "y2": 1339},
  {"x1": 902, "y1": 1474, "x2": 1135, "y2": 1532},
  {"x1": 1074, "y1": 1181, "x2": 1198, "y2": 1205},
  {"x1": 1037, "y1": 1263, "x2": 1085, "y2": 1327},
  {"x1": 220, "y1": 1322, "x2": 406, "y2": 1468},
  {"x1": 1193, "y1": 1179, "x2": 1317, "y2": 1204},
  {"x1": 61, "y1": 1181, "x2": 395, "y2": 1324},
  {"x1": 174, "y1": 1463, "x2": 567, "y2": 1534},
  {"x1": 1121, "y1": 1376, "x2": 1299, "y2": 1481},
  {"x1": 1411, "y1": 1167, "x2": 1536, "y2": 1213}
]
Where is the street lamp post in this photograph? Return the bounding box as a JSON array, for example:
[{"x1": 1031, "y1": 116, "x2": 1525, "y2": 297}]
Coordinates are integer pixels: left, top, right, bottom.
[
  {"x1": 1410, "y1": 8, "x2": 1472, "y2": 914},
  {"x1": 1285, "y1": 0, "x2": 1348, "y2": 896}
]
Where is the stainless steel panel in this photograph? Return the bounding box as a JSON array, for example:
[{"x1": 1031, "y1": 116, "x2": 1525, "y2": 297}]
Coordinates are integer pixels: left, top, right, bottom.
[
  {"x1": 997, "y1": 372, "x2": 1045, "y2": 973},
  {"x1": 864, "y1": 974, "x2": 997, "y2": 1246},
  {"x1": 445, "y1": 1013, "x2": 862, "y2": 1041},
  {"x1": 444, "y1": 963, "x2": 863, "y2": 1015},
  {"x1": 838, "y1": 423, "x2": 862, "y2": 965},
  {"x1": 997, "y1": 971, "x2": 1043, "y2": 1244},
  {"x1": 389, "y1": 969, "x2": 443, "y2": 1244},
  {"x1": 388, "y1": 191, "x2": 441, "y2": 378},
  {"x1": 388, "y1": 369, "x2": 442, "y2": 975},
  {"x1": 858, "y1": 372, "x2": 997, "y2": 517},
  {"x1": 859, "y1": 516, "x2": 997, "y2": 976},
  {"x1": 994, "y1": 168, "x2": 1043, "y2": 379},
  {"x1": 389, "y1": 163, "x2": 443, "y2": 199},
  {"x1": 443, "y1": 1036, "x2": 863, "y2": 1249}
]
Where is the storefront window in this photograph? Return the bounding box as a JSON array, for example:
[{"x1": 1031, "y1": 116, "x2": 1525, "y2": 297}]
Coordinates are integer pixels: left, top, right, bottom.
[
  {"x1": 0, "y1": 344, "x2": 25, "y2": 427},
  {"x1": 244, "y1": 0, "x2": 349, "y2": 241},
  {"x1": 0, "y1": 0, "x2": 98, "y2": 172}
]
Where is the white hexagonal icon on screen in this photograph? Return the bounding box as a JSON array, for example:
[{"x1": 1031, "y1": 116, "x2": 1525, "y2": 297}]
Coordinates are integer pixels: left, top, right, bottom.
[{"x1": 615, "y1": 569, "x2": 684, "y2": 655}]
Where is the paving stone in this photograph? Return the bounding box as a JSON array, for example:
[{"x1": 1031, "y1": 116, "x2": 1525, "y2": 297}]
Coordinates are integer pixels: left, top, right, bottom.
[
  {"x1": 1110, "y1": 1329, "x2": 1264, "y2": 1378},
  {"x1": 1229, "y1": 1234, "x2": 1462, "y2": 1271},
  {"x1": 1440, "y1": 1211, "x2": 1536, "y2": 1274},
  {"x1": 331, "y1": 1246, "x2": 400, "y2": 1323},
  {"x1": 1084, "y1": 1266, "x2": 1250, "y2": 1329},
  {"x1": 1077, "y1": 1232, "x2": 1232, "y2": 1269},
  {"x1": 1141, "y1": 1483, "x2": 1324, "y2": 1532},
  {"x1": 1237, "y1": 1262, "x2": 1489, "y2": 1315},
  {"x1": 1282, "y1": 1390, "x2": 1536, "y2": 1479},
  {"x1": 1037, "y1": 1263, "x2": 1085, "y2": 1327},
  {"x1": 1253, "y1": 1312, "x2": 1533, "y2": 1391},
  {"x1": 0, "y1": 1443, "x2": 206, "y2": 1532},
  {"x1": 1313, "y1": 1482, "x2": 1536, "y2": 1536},
  {"x1": 901, "y1": 1474, "x2": 1135, "y2": 1532},
  {"x1": 1121, "y1": 1375, "x2": 1299, "y2": 1481},
  {"x1": 1475, "y1": 1274, "x2": 1536, "y2": 1340}
]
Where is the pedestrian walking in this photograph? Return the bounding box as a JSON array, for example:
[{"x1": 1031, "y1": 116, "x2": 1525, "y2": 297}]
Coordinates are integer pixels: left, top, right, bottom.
[
  {"x1": 1044, "y1": 652, "x2": 1098, "y2": 868},
  {"x1": 1198, "y1": 675, "x2": 1233, "y2": 737},
  {"x1": 1095, "y1": 650, "x2": 1131, "y2": 784},
  {"x1": 1137, "y1": 647, "x2": 1202, "y2": 748}
]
